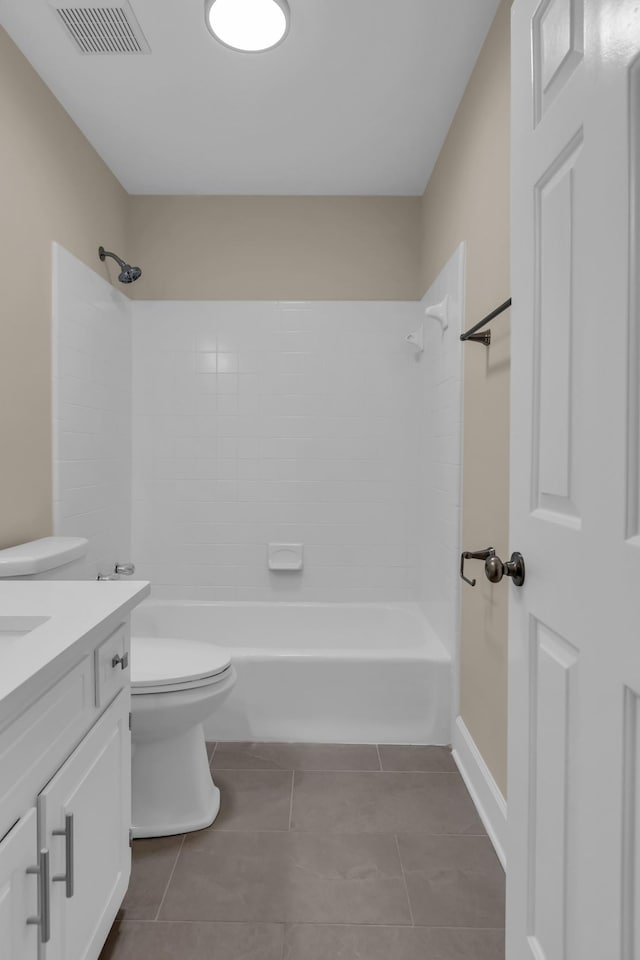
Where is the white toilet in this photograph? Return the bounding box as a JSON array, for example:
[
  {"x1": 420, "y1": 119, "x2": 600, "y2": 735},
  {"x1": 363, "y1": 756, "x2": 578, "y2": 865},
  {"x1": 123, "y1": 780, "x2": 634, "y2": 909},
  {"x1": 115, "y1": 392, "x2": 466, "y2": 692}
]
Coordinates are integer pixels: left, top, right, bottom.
[{"x1": 130, "y1": 634, "x2": 236, "y2": 838}]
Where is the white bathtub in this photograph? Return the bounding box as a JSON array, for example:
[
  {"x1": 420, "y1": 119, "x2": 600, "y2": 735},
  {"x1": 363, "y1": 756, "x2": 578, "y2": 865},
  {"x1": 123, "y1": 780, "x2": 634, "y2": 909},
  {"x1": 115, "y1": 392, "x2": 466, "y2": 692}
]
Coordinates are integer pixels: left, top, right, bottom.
[{"x1": 131, "y1": 601, "x2": 452, "y2": 744}]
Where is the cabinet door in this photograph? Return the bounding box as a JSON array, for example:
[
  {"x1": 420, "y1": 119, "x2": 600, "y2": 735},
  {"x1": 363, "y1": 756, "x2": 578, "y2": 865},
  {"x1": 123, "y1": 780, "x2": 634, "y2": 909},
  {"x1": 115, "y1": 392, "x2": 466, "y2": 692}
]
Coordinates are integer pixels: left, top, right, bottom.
[
  {"x1": 0, "y1": 808, "x2": 39, "y2": 960},
  {"x1": 39, "y1": 690, "x2": 131, "y2": 960}
]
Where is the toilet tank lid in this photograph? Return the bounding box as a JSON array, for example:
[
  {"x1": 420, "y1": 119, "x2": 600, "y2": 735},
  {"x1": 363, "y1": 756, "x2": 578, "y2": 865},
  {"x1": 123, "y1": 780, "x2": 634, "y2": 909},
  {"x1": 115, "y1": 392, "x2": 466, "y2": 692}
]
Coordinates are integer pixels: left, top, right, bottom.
[{"x1": 0, "y1": 537, "x2": 89, "y2": 577}]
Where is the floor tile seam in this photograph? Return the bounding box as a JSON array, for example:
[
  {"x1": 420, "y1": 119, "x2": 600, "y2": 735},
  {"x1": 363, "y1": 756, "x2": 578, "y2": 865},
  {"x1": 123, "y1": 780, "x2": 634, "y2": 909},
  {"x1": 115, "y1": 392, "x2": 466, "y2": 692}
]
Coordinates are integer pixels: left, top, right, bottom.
[
  {"x1": 209, "y1": 827, "x2": 293, "y2": 833},
  {"x1": 195, "y1": 828, "x2": 488, "y2": 838},
  {"x1": 280, "y1": 916, "x2": 287, "y2": 960},
  {"x1": 116, "y1": 918, "x2": 506, "y2": 930},
  {"x1": 395, "y1": 829, "x2": 489, "y2": 836},
  {"x1": 288, "y1": 770, "x2": 295, "y2": 830},
  {"x1": 377, "y1": 768, "x2": 459, "y2": 774},
  {"x1": 154, "y1": 833, "x2": 186, "y2": 922},
  {"x1": 215, "y1": 766, "x2": 387, "y2": 773},
  {"x1": 280, "y1": 921, "x2": 506, "y2": 930},
  {"x1": 156, "y1": 917, "x2": 417, "y2": 927},
  {"x1": 289, "y1": 769, "x2": 464, "y2": 776},
  {"x1": 394, "y1": 834, "x2": 415, "y2": 927},
  {"x1": 116, "y1": 918, "x2": 287, "y2": 927},
  {"x1": 284, "y1": 829, "x2": 489, "y2": 838},
  {"x1": 196, "y1": 827, "x2": 296, "y2": 836},
  {"x1": 403, "y1": 922, "x2": 507, "y2": 930}
]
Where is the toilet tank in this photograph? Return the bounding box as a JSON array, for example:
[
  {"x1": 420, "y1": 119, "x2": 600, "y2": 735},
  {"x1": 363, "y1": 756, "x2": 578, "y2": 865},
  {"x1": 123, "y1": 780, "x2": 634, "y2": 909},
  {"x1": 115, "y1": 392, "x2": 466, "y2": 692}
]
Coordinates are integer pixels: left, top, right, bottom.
[{"x1": 0, "y1": 537, "x2": 89, "y2": 580}]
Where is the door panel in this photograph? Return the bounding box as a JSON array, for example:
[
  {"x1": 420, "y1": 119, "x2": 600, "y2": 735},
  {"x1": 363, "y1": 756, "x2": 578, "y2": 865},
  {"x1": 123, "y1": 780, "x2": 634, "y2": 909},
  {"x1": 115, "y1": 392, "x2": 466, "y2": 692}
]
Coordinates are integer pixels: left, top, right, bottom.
[
  {"x1": 510, "y1": 1, "x2": 640, "y2": 958},
  {"x1": 533, "y1": 0, "x2": 584, "y2": 124},
  {"x1": 39, "y1": 690, "x2": 130, "y2": 960},
  {"x1": 534, "y1": 132, "x2": 583, "y2": 521},
  {"x1": 528, "y1": 621, "x2": 578, "y2": 960}
]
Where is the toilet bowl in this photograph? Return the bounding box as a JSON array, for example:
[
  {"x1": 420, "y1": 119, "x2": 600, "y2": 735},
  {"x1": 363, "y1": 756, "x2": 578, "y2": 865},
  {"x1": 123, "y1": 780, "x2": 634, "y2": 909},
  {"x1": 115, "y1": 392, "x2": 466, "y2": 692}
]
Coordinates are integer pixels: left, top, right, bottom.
[{"x1": 130, "y1": 634, "x2": 236, "y2": 838}]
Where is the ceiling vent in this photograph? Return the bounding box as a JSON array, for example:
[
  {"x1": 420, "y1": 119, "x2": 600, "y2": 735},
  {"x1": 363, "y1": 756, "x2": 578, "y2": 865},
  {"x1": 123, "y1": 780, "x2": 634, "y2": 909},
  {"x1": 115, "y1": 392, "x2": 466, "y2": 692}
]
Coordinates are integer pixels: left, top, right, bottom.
[{"x1": 50, "y1": 1, "x2": 150, "y2": 54}]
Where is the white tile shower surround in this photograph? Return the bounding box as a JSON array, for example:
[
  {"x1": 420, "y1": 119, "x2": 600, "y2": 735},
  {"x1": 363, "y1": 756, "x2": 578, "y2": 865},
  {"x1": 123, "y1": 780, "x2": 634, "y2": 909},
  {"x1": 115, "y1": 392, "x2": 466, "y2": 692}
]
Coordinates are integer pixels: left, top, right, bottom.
[
  {"x1": 51, "y1": 247, "x2": 463, "y2": 619},
  {"x1": 52, "y1": 244, "x2": 132, "y2": 580},
  {"x1": 131, "y1": 300, "x2": 426, "y2": 602}
]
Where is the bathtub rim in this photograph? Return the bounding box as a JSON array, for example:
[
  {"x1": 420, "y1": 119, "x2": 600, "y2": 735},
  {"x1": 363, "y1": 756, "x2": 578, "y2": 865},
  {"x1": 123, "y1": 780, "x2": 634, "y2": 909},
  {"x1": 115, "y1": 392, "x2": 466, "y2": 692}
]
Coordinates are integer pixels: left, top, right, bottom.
[{"x1": 130, "y1": 599, "x2": 452, "y2": 663}]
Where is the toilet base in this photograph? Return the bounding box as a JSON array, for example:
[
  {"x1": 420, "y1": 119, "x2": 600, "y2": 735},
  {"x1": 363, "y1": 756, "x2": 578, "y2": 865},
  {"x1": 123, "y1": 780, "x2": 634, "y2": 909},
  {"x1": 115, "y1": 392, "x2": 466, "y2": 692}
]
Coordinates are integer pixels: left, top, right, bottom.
[{"x1": 131, "y1": 723, "x2": 219, "y2": 838}]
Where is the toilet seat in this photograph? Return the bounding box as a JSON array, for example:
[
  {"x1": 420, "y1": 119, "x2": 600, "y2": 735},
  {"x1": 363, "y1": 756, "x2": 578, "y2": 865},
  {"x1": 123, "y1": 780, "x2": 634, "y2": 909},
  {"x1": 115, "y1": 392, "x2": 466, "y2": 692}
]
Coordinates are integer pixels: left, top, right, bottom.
[{"x1": 131, "y1": 635, "x2": 232, "y2": 695}]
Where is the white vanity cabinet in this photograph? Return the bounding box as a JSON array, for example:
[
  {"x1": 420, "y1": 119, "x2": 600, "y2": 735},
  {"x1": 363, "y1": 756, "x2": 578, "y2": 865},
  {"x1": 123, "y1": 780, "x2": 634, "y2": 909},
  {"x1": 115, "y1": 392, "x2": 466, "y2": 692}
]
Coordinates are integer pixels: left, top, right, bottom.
[
  {"x1": 0, "y1": 581, "x2": 148, "y2": 960},
  {"x1": 38, "y1": 690, "x2": 130, "y2": 960},
  {"x1": 0, "y1": 808, "x2": 39, "y2": 960}
]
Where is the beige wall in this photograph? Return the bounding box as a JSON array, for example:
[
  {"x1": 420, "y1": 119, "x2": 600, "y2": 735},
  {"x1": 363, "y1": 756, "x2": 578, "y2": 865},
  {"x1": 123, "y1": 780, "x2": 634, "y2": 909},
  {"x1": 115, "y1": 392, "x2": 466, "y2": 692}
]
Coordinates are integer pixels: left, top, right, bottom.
[
  {"x1": 420, "y1": 0, "x2": 511, "y2": 795},
  {"x1": 128, "y1": 196, "x2": 421, "y2": 301},
  {"x1": 0, "y1": 27, "x2": 129, "y2": 549}
]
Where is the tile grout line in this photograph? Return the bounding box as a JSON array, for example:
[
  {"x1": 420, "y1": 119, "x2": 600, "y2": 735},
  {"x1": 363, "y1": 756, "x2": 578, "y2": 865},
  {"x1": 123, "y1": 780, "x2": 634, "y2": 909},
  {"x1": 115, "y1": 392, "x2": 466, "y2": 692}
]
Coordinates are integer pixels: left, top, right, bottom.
[
  {"x1": 288, "y1": 770, "x2": 295, "y2": 830},
  {"x1": 213, "y1": 768, "x2": 461, "y2": 776},
  {"x1": 120, "y1": 919, "x2": 506, "y2": 928},
  {"x1": 153, "y1": 834, "x2": 186, "y2": 922},
  {"x1": 394, "y1": 834, "x2": 415, "y2": 927},
  {"x1": 172, "y1": 827, "x2": 487, "y2": 838},
  {"x1": 215, "y1": 767, "x2": 388, "y2": 773}
]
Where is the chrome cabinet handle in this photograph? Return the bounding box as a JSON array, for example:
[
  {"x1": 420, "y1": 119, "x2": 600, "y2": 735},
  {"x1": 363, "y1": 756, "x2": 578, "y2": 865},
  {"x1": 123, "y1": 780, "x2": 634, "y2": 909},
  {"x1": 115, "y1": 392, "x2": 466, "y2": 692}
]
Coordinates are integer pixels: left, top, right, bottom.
[
  {"x1": 27, "y1": 848, "x2": 51, "y2": 943},
  {"x1": 52, "y1": 813, "x2": 74, "y2": 898},
  {"x1": 112, "y1": 651, "x2": 129, "y2": 670}
]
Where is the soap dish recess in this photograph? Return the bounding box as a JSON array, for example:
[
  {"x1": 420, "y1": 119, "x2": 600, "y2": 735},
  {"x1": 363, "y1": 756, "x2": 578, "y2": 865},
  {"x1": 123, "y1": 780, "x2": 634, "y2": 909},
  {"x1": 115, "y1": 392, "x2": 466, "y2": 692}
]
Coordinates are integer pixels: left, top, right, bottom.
[{"x1": 268, "y1": 543, "x2": 303, "y2": 571}]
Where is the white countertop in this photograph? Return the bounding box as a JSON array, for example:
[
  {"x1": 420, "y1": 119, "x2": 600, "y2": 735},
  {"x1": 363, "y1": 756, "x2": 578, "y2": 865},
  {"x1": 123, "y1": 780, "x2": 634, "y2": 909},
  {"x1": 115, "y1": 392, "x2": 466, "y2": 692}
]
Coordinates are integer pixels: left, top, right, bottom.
[{"x1": 0, "y1": 580, "x2": 150, "y2": 708}]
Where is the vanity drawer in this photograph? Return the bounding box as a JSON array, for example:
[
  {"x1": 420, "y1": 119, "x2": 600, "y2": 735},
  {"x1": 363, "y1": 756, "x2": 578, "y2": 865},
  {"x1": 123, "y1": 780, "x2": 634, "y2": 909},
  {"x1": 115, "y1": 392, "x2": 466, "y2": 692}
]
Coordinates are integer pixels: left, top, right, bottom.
[{"x1": 95, "y1": 623, "x2": 129, "y2": 708}]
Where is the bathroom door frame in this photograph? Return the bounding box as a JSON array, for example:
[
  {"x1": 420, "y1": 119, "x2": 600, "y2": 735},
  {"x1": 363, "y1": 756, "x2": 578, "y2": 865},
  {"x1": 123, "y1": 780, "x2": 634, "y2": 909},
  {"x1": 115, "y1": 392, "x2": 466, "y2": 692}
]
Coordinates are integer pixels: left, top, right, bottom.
[{"x1": 508, "y1": 0, "x2": 640, "y2": 956}]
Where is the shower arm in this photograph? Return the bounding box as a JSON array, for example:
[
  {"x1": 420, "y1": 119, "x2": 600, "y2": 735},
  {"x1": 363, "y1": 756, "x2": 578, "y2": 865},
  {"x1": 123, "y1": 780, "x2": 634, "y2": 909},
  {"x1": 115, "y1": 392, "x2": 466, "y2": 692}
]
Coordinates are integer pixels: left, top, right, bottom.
[{"x1": 98, "y1": 246, "x2": 127, "y2": 270}]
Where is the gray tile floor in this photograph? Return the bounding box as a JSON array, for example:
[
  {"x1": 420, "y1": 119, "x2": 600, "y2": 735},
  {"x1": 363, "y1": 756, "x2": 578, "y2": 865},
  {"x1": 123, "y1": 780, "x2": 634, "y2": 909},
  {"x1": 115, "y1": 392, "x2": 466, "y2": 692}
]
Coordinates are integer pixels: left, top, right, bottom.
[{"x1": 101, "y1": 743, "x2": 505, "y2": 960}]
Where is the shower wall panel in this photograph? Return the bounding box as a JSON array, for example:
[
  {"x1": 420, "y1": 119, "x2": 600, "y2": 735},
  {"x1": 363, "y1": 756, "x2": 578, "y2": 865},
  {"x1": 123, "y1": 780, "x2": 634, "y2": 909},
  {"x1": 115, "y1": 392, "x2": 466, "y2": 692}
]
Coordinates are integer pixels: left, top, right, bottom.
[
  {"x1": 413, "y1": 245, "x2": 465, "y2": 671},
  {"x1": 52, "y1": 243, "x2": 132, "y2": 578}
]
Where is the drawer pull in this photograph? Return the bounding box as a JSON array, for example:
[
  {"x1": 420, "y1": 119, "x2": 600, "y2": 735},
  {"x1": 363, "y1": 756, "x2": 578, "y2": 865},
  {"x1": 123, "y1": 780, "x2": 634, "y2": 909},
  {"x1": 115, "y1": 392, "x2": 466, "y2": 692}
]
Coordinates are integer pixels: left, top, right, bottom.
[
  {"x1": 52, "y1": 813, "x2": 74, "y2": 898},
  {"x1": 27, "y1": 848, "x2": 51, "y2": 943},
  {"x1": 112, "y1": 652, "x2": 129, "y2": 671}
]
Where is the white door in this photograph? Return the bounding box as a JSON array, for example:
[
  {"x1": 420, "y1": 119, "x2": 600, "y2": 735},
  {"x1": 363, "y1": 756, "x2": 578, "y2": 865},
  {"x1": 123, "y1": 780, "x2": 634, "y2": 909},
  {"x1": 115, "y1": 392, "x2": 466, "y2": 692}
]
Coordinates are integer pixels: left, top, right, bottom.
[
  {"x1": 0, "y1": 808, "x2": 39, "y2": 960},
  {"x1": 39, "y1": 691, "x2": 131, "y2": 960},
  {"x1": 509, "y1": 0, "x2": 640, "y2": 957}
]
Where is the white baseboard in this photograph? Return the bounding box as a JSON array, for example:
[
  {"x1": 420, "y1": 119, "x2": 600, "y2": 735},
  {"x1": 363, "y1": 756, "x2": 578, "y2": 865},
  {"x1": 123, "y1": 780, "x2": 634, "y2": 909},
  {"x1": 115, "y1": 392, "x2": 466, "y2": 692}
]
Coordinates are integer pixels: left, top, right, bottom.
[{"x1": 452, "y1": 715, "x2": 507, "y2": 869}]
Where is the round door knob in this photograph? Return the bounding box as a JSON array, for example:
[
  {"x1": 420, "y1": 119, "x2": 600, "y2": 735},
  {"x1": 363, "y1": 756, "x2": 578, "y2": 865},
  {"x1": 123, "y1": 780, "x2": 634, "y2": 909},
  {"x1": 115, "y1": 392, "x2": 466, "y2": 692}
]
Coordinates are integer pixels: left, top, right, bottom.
[
  {"x1": 485, "y1": 555, "x2": 504, "y2": 583},
  {"x1": 504, "y1": 551, "x2": 525, "y2": 586}
]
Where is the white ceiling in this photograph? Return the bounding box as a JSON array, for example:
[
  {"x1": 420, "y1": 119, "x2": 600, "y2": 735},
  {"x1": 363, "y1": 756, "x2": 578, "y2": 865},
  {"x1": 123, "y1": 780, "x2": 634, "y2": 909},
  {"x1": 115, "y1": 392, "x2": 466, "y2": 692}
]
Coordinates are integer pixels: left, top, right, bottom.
[{"x1": 1, "y1": 0, "x2": 501, "y2": 196}]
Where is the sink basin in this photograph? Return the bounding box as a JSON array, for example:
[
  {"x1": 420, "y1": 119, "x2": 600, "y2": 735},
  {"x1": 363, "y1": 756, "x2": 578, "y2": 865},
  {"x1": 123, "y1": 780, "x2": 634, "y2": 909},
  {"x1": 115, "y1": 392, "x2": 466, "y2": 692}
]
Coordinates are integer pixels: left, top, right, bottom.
[{"x1": 0, "y1": 616, "x2": 50, "y2": 643}]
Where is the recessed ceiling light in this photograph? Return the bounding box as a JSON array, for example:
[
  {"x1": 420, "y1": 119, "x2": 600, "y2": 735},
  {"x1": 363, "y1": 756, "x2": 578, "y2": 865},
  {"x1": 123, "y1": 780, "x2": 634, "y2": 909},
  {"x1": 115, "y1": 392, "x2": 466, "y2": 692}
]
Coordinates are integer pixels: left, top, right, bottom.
[{"x1": 205, "y1": 0, "x2": 290, "y2": 53}]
